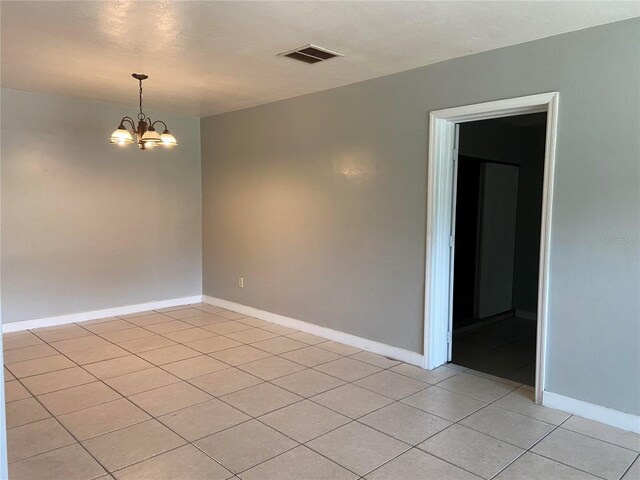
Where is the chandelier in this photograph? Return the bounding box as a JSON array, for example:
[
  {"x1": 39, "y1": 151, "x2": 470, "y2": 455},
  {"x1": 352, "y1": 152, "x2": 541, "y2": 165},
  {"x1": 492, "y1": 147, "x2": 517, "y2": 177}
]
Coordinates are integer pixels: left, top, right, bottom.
[{"x1": 110, "y1": 73, "x2": 177, "y2": 150}]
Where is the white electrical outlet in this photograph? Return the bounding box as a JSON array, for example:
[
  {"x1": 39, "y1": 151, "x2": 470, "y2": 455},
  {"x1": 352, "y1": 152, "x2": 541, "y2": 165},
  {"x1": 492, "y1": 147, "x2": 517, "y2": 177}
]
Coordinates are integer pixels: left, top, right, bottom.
[{"x1": 238, "y1": 277, "x2": 244, "y2": 288}]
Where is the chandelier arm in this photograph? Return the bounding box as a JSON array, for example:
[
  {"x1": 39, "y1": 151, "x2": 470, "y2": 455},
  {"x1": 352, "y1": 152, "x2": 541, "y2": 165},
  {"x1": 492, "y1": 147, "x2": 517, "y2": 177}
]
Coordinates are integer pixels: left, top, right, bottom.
[
  {"x1": 120, "y1": 117, "x2": 137, "y2": 132},
  {"x1": 151, "y1": 120, "x2": 168, "y2": 131}
]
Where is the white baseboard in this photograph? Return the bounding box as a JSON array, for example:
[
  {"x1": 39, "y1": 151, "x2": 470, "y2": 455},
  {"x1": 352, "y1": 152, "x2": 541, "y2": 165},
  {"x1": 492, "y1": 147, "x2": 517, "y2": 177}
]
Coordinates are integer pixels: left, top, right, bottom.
[
  {"x1": 1, "y1": 295, "x2": 203, "y2": 333},
  {"x1": 543, "y1": 391, "x2": 640, "y2": 433},
  {"x1": 7, "y1": 294, "x2": 637, "y2": 435},
  {"x1": 203, "y1": 295, "x2": 424, "y2": 367},
  {"x1": 515, "y1": 309, "x2": 537, "y2": 320}
]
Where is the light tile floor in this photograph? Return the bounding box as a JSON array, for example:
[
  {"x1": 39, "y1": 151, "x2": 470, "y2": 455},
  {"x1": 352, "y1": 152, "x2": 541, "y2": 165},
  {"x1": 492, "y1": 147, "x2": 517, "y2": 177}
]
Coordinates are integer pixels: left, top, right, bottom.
[{"x1": 3, "y1": 303, "x2": 639, "y2": 480}]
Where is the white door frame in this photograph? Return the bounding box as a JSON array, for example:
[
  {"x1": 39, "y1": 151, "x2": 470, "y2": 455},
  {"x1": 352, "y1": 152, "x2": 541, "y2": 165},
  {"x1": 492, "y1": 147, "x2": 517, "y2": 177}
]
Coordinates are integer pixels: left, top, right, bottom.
[
  {"x1": 0, "y1": 331, "x2": 6, "y2": 479},
  {"x1": 423, "y1": 92, "x2": 559, "y2": 404},
  {"x1": 0, "y1": 176, "x2": 7, "y2": 477}
]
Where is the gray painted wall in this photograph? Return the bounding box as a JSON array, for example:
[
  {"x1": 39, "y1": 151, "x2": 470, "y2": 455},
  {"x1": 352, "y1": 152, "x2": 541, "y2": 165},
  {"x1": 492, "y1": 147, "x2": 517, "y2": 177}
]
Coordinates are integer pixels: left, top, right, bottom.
[
  {"x1": 201, "y1": 19, "x2": 640, "y2": 414},
  {"x1": 1, "y1": 88, "x2": 202, "y2": 323}
]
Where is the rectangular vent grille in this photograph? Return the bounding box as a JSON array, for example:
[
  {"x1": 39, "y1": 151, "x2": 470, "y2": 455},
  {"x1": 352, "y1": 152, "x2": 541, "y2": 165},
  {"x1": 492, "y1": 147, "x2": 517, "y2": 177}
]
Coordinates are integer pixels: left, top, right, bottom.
[{"x1": 279, "y1": 44, "x2": 343, "y2": 64}]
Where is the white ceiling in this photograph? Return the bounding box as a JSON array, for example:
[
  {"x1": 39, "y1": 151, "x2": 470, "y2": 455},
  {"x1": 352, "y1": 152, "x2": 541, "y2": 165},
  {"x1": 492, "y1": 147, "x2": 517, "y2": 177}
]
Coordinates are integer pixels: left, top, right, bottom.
[{"x1": 1, "y1": 1, "x2": 638, "y2": 117}]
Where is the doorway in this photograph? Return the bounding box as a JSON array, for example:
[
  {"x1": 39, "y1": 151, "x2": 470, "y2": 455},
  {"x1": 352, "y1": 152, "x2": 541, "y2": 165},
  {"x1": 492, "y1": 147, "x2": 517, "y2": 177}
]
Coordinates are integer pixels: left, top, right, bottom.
[
  {"x1": 423, "y1": 93, "x2": 559, "y2": 403},
  {"x1": 451, "y1": 114, "x2": 547, "y2": 386}
]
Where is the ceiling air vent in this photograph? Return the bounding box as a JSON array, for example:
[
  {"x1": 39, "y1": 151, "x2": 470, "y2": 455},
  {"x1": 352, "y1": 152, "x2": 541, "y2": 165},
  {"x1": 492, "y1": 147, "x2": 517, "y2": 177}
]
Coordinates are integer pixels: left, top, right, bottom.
[{"x1": 278, "y1": 44, "x2": 343, "y2": 64}]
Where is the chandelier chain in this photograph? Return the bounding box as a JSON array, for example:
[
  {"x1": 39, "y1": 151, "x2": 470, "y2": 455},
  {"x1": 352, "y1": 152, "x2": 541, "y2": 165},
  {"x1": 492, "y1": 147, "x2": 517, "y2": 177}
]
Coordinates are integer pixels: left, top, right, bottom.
[{"x1": 138, "y1": 79, "x2": 145, "y2": 120}]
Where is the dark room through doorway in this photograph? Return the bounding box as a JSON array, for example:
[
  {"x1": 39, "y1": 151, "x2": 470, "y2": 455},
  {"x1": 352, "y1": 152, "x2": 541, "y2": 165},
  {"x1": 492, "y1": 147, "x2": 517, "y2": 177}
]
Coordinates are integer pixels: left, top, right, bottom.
[{"x1": 450, "y1": 112, "x2": 547, "y2": 386}]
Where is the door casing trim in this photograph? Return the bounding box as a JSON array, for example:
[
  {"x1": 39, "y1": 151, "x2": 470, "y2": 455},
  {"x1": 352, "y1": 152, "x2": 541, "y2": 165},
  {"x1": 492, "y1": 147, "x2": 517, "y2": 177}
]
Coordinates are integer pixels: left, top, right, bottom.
[{"x1": 423, "y1": 92, "x2": 559, "y2": 404}]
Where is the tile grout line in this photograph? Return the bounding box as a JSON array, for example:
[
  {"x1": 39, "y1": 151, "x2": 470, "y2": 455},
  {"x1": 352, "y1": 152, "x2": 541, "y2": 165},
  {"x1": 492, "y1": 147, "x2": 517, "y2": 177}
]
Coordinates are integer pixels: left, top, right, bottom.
[
  {"x1": 1, "y1": 328, "x2": 627, "y2": 468},
  {"x1": 250, "y1": 366, "x2": 485, "y2": 477},
  {"x1": 518, "y1": 414, "x2": 632, "y2": 480},
  {"x1": 531, "y1": 414, "x2": 640, "y2": 455},
  {"x1": 7, "y1": 374, "x2": 117, "y2": 477},
  {"x1": 554, "y1": 427, "x2": 640, "y2": 455},
  {"x1": 6, "y1": 349, "x2": 617, "y2": 480},
  {"x1": 332, "y1": 361, "x2": 631, "y2": 479},
  {"x1": 619, "y1": 454, "x2": 640, "y2": 480},
  {"x1": 69, "y1": 310, "x2": 433, "y2": 476},
  {"x1": 357, "y1": 380, "x2": 524, "y2": 478},
  {"x1": 68, "y1": 312, "x2": 312, "y2": 476},
  {"x1": 22, "y1": 316, "x2": 640, "y2": 473},
  {"x1": 6, "y1": 312, "x2": 444, "y2": 473},
  {"x1": 4, "y1": 369, "x2": 633, "y2": 479},
  {"x1": 47, "y1": 318, "x2": 247, "y2": 476},
  {"x1": 119, "y1": 310, "x2": 324, "y2": 477},
  {"x1": 21, "y1": 321, "x2": 229, "y2": 472},
  {"x1": 5, "y1": 306, "x2": 638, "y2": 479},
  {"x1": 3, "y1": 322, "x2": 530, "y2": 477}
]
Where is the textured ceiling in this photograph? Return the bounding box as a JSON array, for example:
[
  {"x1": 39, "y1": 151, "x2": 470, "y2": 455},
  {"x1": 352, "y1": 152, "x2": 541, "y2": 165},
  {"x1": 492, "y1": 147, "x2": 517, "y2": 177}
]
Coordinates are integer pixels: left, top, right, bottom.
[{"x1": 1, "y1": 1, "x2": 638, "y2": 117}]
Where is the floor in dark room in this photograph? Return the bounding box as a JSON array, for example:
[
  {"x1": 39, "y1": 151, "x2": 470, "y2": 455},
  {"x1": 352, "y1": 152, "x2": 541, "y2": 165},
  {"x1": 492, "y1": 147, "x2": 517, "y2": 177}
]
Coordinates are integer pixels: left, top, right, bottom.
[{"x1": 452, "y1": 316, "x2": 537, "y2": 386}]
